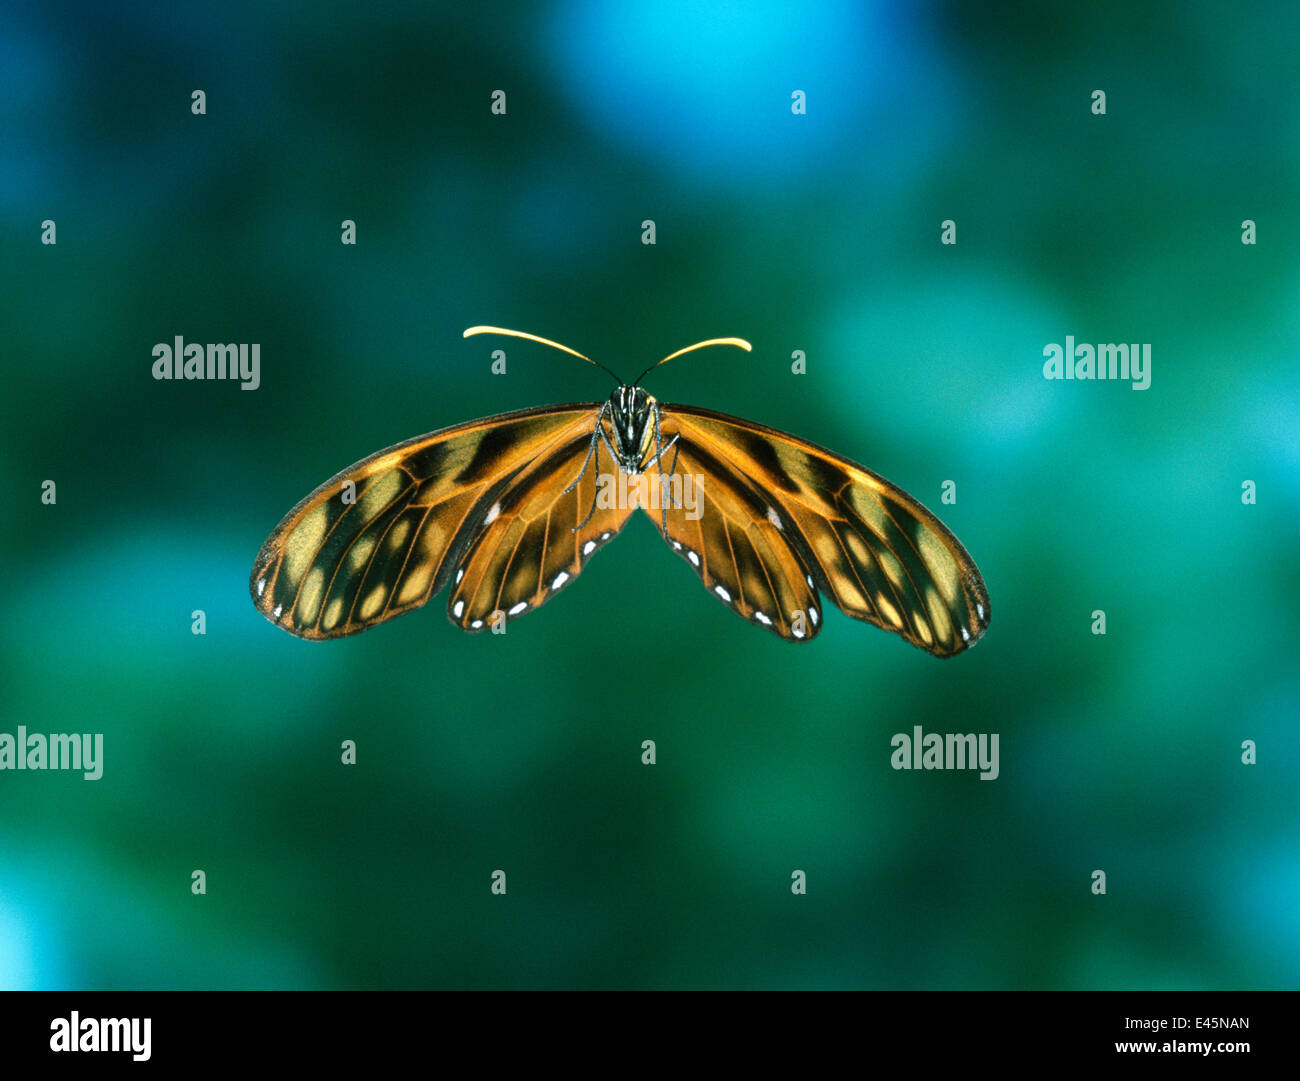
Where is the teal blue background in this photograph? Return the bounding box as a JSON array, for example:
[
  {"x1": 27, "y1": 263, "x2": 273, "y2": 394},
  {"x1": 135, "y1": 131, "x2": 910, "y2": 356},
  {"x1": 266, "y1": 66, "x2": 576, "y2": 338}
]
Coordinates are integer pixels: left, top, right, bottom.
[{"x1": 2, "y1": 1, "x2": 1297, "y2": 989}]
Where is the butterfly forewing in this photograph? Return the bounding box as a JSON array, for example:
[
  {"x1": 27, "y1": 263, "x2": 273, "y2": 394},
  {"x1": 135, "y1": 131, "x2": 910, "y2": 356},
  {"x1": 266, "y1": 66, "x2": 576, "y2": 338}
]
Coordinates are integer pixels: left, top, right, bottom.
[
  {"x1": 249, "y1": 405, "x2": 600, "y2": 638},
  {"x1": 657, "y1": 406, "x2": 991, "y2": 656},
  {"x1": 446, "y1": 427, "x2": 634, "y2": 630}
]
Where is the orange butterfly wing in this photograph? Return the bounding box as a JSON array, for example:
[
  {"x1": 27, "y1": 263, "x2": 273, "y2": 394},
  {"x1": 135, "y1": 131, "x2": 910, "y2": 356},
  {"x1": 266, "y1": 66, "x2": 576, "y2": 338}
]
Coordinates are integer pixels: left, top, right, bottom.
[
  {"x1": 651, "y1": 406, "x2": 990, "y2": 655},
  {"x1": 643, "y1": 431, "x2": 824, "y2": 641},
  {"x1": 249, "y1": 404, "x2": 603, "y2": 638},
  {"x1": 445, "y1": 423, "x2": 635, "y2": 630}
]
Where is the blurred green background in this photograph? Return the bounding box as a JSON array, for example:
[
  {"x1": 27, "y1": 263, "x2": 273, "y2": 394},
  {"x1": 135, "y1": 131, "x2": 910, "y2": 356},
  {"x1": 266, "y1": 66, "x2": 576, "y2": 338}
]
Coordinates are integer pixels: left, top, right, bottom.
[{"x1": 2, "y1": 1, "x2": 1297, "y2": 989}]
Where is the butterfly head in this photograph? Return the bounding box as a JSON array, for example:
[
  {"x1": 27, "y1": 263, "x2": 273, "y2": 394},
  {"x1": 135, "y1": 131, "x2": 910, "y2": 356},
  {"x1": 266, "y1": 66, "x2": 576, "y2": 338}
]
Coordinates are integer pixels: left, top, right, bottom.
[{"x1": 608, "y1": 385, "x2": 655, "y2": 471}]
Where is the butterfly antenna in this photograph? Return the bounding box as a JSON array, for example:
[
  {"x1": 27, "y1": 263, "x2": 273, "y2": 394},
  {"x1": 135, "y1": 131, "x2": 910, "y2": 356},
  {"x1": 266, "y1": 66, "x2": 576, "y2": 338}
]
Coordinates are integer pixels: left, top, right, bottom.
[
  {"x1": 632, "y1": 337, "x2": 752, "y2": 386},
  {"x1": 463, "y1": 326, "x2": 623, "y2": 385}
]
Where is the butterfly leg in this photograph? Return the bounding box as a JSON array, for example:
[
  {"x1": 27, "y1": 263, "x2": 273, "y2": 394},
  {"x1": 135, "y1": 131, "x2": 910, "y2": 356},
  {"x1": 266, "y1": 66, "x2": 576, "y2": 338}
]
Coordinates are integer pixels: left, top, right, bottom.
[
  {"x1": 641, "y1": 400, "x2": 677, "y2": 476},
  {"x1": 563, "y1": 401, "x2": 610, "y2": 496},
  {"x1": 646, "y1": 435, "x2": 680, "y2": 531},
  {"x1": 644, "y1": 402, "x2": 682, "y2": 536},
  {"x1": 574, "y1": 417, "x2": 624, "y2": 533},
  {"x1": 572, "y1": 436, "x2": 608, "y2": 533},
  {"x1": 573, "y1": 413, "x2": 627, "y2": 532},
  {"x1": 658, "y1": 437, "x2": 685, "y2": 536},
  {"x1": 597, "y1": 419, "x2": 621, "y2": 461},
  {"x1": 643, "y1": 434, "x2": 679, "y2": 471}
]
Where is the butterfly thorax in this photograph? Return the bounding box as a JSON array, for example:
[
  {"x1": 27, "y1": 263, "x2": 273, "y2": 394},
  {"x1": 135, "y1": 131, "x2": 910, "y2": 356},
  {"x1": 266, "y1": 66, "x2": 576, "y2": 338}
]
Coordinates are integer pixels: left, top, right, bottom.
[{"x1": 606, "y1": 385, "x2": 658, "y2": 474}]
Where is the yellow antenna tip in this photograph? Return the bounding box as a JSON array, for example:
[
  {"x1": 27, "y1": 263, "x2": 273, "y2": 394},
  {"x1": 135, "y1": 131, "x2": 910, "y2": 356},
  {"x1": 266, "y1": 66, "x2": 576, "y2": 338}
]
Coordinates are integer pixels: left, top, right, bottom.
[{"x1": 461, "y1": 325, "x2": 593, "y2": 363}]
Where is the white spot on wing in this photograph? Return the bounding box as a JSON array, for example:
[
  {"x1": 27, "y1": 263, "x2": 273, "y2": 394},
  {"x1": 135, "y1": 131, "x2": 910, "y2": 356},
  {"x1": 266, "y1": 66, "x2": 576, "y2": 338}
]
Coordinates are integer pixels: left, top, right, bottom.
[
  {"x1": 792, "y1": 623, "x2": 806, "y2": 639},
  {"x1": 977, "y1": 603, "x2": 985, "y2": 621},
  {"x1": 455, "y1": 567, "x2": 464, "y2": 584},
  {"x1": 471, "y1": 619, "x2": 483, "y2": 629},
  {"x1": 714, "y1": 585, "x2": 731, "y2": 603},
  {"x1": 755, "y1": 611, "x2": 772, "y2": 626},
  {"x1": 453, "y1": 600, "x2": 465, "y2": 618},
  {"x1": 484, "y1": 503, "x2": 501, "y2": 525},
  {"x1": 766, "y1": 506, "x2": 783, "y2": 530},
  {"x1": 582, "y1": 540, "x2": 596, "y2": 556},
  {"x1": 551, "y1": 571, "x2": 569, "y2": 590},
  {"x1": 272, "y1": 604, "x2": 283, "y2": 619},
  {"x1": 256, "y1": 577, "x2": 266, "y2": 597},
  {"x1": 806, "y1": 574, "x2": 814, "y2": 589},
  {"x1": 809, "y1": 607, "x2": 819, "y2": 625},
  {"x1": 961, "y1": 627, "x2": 970, "y2": 642},
  {"x1": 508, "y1": 601, "x2": 527, "y2": 616},
  {"x1": 687, "y1": 550, "x2": 700, "y2": 567}
]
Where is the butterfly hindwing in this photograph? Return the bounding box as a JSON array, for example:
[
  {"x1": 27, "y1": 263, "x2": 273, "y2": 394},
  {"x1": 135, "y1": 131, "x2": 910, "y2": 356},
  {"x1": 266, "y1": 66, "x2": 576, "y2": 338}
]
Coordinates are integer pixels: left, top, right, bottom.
[
  {"x1": 446, "y1": 424, "x2": 635, "y2": 630},
  {"x1": 653, "y1": 406, "x2": 990, "y2": 656},
  {"x1": 646, "y1": 432, "x2": 823, "y2": 641},
  {"x1": 249, "y1": 405, "x2": 600, "y2": 638}
]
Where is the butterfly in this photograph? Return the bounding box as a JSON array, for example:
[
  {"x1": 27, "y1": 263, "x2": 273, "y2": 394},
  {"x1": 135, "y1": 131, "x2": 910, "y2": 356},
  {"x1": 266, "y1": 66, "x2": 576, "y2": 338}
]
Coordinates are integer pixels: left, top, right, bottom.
[{"x1": 249, "y1": 327, "x2": 990, "y2": 655}]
